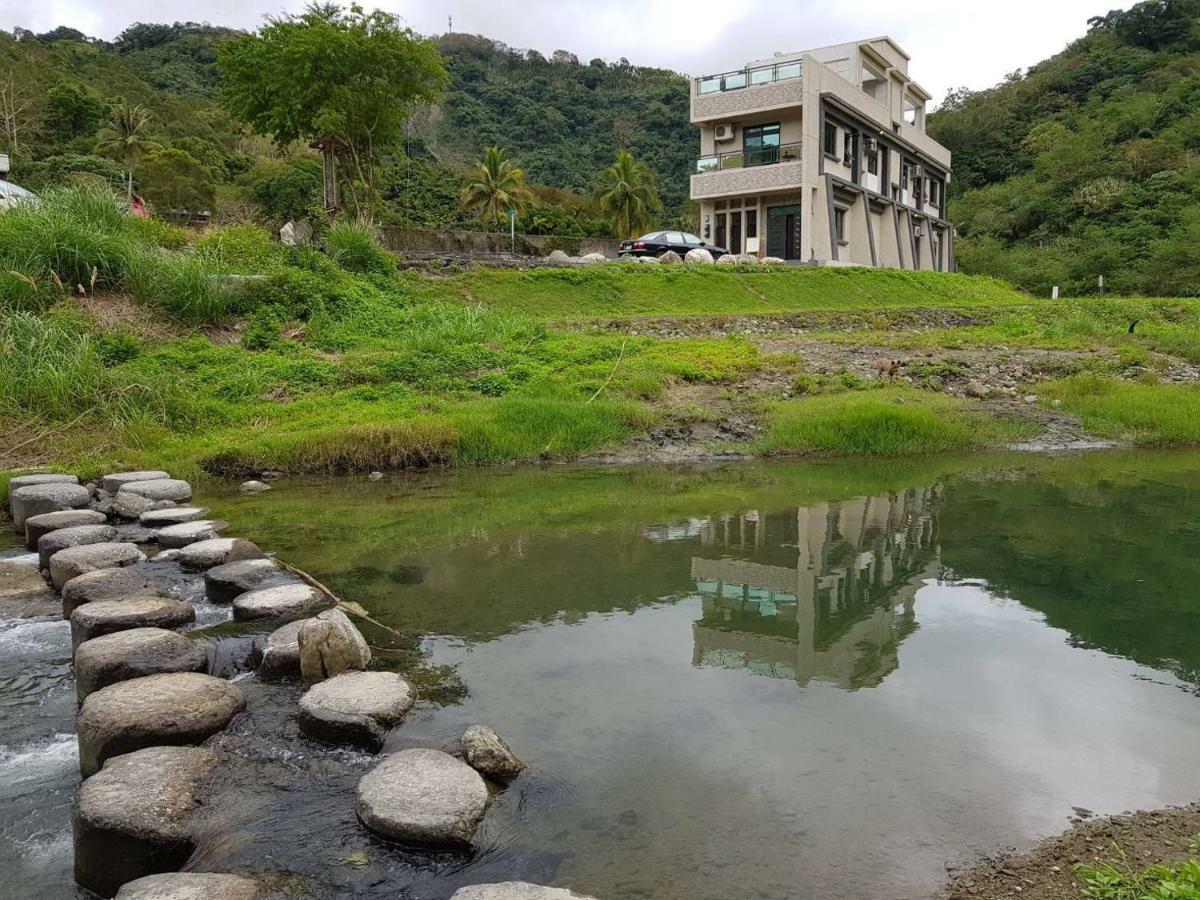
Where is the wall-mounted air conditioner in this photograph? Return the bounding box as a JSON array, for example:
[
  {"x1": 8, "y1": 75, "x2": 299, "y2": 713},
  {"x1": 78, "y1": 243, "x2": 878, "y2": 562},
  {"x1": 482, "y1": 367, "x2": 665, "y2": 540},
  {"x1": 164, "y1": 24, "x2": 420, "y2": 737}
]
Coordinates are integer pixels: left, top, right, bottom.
[
  {"x1": 911, "y1": 164, "x2": 925, "y2": 179},
  {"x1": 862, "y1": 136, "x2": 877, "y2": 152},
  {"x1": 714, "y1": 124, "x2": 735, "y2": 142},
  {"x1": 914, "y1": 225, "x2": 924, "y2": 238}
]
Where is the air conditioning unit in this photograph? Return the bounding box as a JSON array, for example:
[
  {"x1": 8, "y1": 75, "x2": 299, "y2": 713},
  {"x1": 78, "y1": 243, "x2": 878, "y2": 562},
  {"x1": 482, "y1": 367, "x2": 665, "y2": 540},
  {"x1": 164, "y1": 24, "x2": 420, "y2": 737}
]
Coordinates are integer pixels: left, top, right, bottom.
[
  {"x1": 714, "y1": 123, "x2": 735, "y2": 142},
  {"x1": 912, "y1": 164, "x2": 925, "y2": 179},
  {"x1": 913, "y1": 225, "x2": 924, "y2": 238},
  {"x1": 862, "y1": 136, "x2": 877, "y2": 152}
]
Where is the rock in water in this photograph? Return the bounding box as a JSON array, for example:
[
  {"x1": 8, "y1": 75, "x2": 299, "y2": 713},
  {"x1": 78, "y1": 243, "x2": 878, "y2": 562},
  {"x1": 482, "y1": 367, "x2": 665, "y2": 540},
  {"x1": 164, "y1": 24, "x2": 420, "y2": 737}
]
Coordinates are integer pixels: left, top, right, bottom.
[
  {"x1": 61, "y1": 567, "x2": 169, "y2": 617},
  {"x1": 10, "y1": 482, "x2": 91, "y2": 532},
  {"x1": 178, "y1": 538, "x2": 265, "y2": 570},
  {"x1": 110, "y1": 490, "x2": 161, "y2": 519},
  {"x1": 24, "y1": 508, "x2": 107, "y2": 550},
  {"x1": 120, "y1": 479, "x2": 193, "y2": 502},
  {"x1": 255, "y1": 619, "x2": 308, "y2": 679},
  {"x1": 7, "y1": 473, "x2": 79, "y2": 521},
  {"x1": 461, "y1": 725, "x2": 526, "y2": 782},
  {"x1": 38, "y1": 524, "x2": 117, "y2": 569},
  {"x1": 155, "y1": 520, "x2": 228, "y2": 549},
  {"x1": 73, "y1": 746, "x2": 218, "y2": 897},
  {"x1": 115, "y1": 872, "x2": 262, "y2": 900},
  {"x1": 71, "y1": 596, "x2": 196, "y2": 650},
  {"x1": 298, "y1": 608, "x2": 370, "y2": 682},
  {"x1": 450, "y1": 884, "x2": 599, "y2": 900},
  {"x1": 299, "y1": 671, "x2": 415, "y2": 748},
  {"x1": 0, "y1": 559, "x2": 57, "y2": 617},
  {"x1": 204, "y1": 558, "x2": 285, "y2": 603},
  {"x1": 100, "y1": 471, "x2": 170, "y2": 495},
  {"x1": 50, "y1": 542, "x2": 146, "y2": 590},
  {"x1": 139, "y1": 506, "x2": 210, "y2": 526},
  {"x1": 356, "y1": 748, "x2": 490, "y2": 848},
  {"x1": 232, "y1": 583, "x2": 331, "y2": 622},
  {"x1": 239, "y1": 480, "x2": 271, "y2": 494},
  {"x1": 75, "y1": 627, "x2": 209, "y2": 702},
  {"x1": 77, "y1": 672, "x2": 243, "y2": 776}
]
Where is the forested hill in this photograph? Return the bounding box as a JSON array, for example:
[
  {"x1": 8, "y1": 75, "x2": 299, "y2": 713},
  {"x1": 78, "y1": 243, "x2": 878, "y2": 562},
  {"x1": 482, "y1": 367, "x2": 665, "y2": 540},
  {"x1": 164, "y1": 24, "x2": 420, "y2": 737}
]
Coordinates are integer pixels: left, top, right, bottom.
[{"x1": 928, "y1": 0, "x2": 1200, "y2": 296}]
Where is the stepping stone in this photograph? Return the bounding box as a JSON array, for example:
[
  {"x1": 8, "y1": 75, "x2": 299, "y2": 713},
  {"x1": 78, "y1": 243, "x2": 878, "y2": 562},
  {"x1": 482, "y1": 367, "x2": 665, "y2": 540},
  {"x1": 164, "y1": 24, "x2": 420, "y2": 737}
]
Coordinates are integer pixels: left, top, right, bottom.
[
  {"x1": 71, "y1": 596, "x2": 196, "y2": 649},
  {"x1": 355, "y1": 748, "x2": 489, "y2": 848},
  {"x1": 50, "y1": 541, "x2": 146, "y2": 590},
  {"x1": 461, "y1": 725, "x2": 526, "y2": 782},
  {"x1": 121, "y1": 479, "x2": 193, "y2": 502},
  {"x1": 39, "y1": 523, "x2": 117, "y2": 569},
  {"x1": 178, "y1": 538, "x2": 264, "y2": 570},
  {"x1": 298, "y1": 608, "x2": 370, "y2": 683},
  {"x1": 140, "y1": 506, "x2": 210, "y2": 526},
  {"x1": 299, "y1": 671, "x2": 415, "y2": 748},
  {"x1": 62, "y1": 567, "x2": 170, "y2": 617},
  {"x1": 7, "y1": 473, "x2": 79, "y2": 521},
  {"x1": 75, "y1": 627, "x2": 209, "y2": 702},
  {"x1": 100, "y1": 471, "x2": 170, "y2": 494},
  {"x1": 10, "y1": 482, "x2": 91, "y2": 531},
  {"x1": 111, "y1": 491, "x2": 166, "y2": 519},
  {"x1": 156, "y1": 520, "x2": 228, "y2": 549},
  {"x1": 205, "y1": 558, "x2": 286, "y2": 603},
  {"x1": 255, "y1": 619, "x2": 308, "y2": 679},
  {"x1": 24, "y1": 508, "x2": 108, "y2": 550},
  {"x1": 77, "y1": 672, "x2": 243, "y2": 776},
  {"x1": 451, "y1": 884, "x2": 598, "y2": 900},
  {"x1": 116, "y1": 872, "x2": 262, "y2": 900},
  {"x1": 0, "y1": 559, "x2": 57, "y2": 617},
  {"x1": 232, "y1": 584, "x2": 331, "y2": 622},
  {"x1": 73, "y1": 745, "x2": 218, "y2": 897}
]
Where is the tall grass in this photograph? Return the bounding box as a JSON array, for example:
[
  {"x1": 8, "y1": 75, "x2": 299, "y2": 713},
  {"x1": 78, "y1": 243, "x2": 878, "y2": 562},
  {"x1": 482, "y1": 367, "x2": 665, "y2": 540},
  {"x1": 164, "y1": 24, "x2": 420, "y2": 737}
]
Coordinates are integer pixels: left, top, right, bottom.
[
  {"x1": 125, "y1": 248, "x2": 236, "y2": 323},
  {"x1": 1041, "y1": 375, "x2": 1200, "y2": 446},
  {"x1": 325, "y1": 220, "x2": 395, "y2": 275}
]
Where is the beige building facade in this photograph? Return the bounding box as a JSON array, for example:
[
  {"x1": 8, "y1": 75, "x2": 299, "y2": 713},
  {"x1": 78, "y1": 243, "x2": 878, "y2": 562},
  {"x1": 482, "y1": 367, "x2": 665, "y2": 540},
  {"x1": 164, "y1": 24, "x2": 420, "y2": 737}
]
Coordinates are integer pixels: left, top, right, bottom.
[{"x1": 690, "y1": 37, "x2": 953, "y2": 270}]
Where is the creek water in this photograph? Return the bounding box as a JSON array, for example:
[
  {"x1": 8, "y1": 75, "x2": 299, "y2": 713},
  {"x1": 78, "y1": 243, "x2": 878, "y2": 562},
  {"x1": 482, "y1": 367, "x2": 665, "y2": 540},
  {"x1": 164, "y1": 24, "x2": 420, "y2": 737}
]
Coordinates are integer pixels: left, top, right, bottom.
[{"x1": 4, "y1": 452, "x2": 1200, "y2": 899}]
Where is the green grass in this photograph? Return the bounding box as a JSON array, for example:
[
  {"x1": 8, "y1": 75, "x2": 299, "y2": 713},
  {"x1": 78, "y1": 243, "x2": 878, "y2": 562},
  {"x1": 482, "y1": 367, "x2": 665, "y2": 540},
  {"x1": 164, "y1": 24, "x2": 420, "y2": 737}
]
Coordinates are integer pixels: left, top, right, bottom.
[
  {"x1": 1041, "y1": 375, "x2": 1200, "y2": 446},
  {"x1": 756, "y1": 390, "x2": 1034, "y2": 457},
  {"x1": 1076, "y1": 841, "x2": 1200, "y2": 899}
]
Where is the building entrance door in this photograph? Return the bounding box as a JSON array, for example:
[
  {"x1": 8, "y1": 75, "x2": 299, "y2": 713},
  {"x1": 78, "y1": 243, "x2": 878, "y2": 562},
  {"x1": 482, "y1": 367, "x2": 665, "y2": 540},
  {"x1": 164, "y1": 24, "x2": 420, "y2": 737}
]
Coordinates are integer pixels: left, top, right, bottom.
[{"x1": 767, "y1": 205, "x2": 801, "y2": 260}]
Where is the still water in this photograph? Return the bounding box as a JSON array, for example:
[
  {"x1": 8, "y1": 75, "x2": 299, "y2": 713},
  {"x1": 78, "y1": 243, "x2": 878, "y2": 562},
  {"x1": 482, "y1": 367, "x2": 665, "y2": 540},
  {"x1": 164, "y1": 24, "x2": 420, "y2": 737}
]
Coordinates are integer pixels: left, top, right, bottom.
[{"x1": 4, "y1": 452, "x2": 1200, "y2": 899}]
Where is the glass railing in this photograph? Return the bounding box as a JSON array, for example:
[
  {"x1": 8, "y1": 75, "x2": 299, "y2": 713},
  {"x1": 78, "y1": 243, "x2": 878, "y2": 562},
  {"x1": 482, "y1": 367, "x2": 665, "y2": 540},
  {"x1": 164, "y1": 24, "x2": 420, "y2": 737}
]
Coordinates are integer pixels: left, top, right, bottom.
[
  {"x1": 696, "y1": 60, "x2": 802, "y2": 95},
  {"x1": 694, "y1": 143, "x2": 801, "y2": 175}
]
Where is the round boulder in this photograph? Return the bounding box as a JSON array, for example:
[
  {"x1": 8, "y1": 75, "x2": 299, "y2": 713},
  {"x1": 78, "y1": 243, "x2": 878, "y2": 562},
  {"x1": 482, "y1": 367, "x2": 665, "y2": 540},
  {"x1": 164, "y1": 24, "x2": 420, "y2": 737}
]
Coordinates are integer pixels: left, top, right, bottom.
[
  {"x1": 356, "y1": 748, "x2": 490, "y2": 848},
  {"x1": 716, "y1": 253, "x2": 738, "y2": 264},
  {"x1": 139, "y1": 506, "x2": 211, "y2": 526},
  {"x1": 298, "y1": 608, "x2": 370, "y2": 683},
  {"x1": 24, "y1": 508, "x2": 107, "y2": 550},
  {"x1": 205, "y1": 558, "x2": 286, "y2": 604},
  {"x1": 50, "y1": 541, "x2": 146, "y2": 590},
  {"x1": 461, "y1": 725, "x2": 526, "y2": 782},
  {"x1": 110, "y1": 491, "x2": 163, "y2": 519},
  {"x1": 239, "y1": 480, "x2": 271, "y2": 494},
  {"x1": 657, "y1": 250, "x2": 682, "y2": 264},
  {"x1": 735, "y1": 253, "x2": 759, "y2": 264},
  {"x1": 156, "y1": 520, "x2": 228, "y2": 549},
  {"x1": 116, "y1": 873, "x2": 261, "y2": 900},
  {"x1": 77, "y1": 672, "x2": 243, "y2": 776},
  {"x1": 578, "y1": 252, "x2": 608, "y2": 265},
  {"x1": 62, "y1": 567, "x2": 169, "y2": 617},
  {"x1": 451, "y1": 884, "x2": 598, "y2": 900},
  {"x1": 761, "y1": 256, "x2": 787, "y2": 265},
  {"x1": 255, "y1": 619, "x2": 308, "y2": 679},
  {"x1": 178, "y1": 538, "x2": 265, "y2": 570},
  {"x1": 71, "y1": 596, "x2": 196, "y2": 650},
  {"x1": 39, "y1": 523, "x2": 117, "y2": 569},
  {"x1": 232, "y1": 583, "x2": 331, "y2": 622},
  {"x1": 75, "y1": 627, "x2": 209, "y2": 703},
  {"x1": 73, "y1": 746, "x2": 218, "y2": 897},
  {"x1": 10, "y1": 482, "x2": 91, "y2": 532},
  {"x1": 545, "y1": 249, "x2": 573, "y2": 266},
  {"x1": 121, "y1": 479, "x2": 193, "y2": 502},
  {"x1": 100, "y1": 471, "x2": 170, "y2": 495},
  {"x1": 299, "y1": 671, "x2": 415, "y2": 749},
  {"x1": 684, "y1": 247, "x2": 714, "y2": 264}
]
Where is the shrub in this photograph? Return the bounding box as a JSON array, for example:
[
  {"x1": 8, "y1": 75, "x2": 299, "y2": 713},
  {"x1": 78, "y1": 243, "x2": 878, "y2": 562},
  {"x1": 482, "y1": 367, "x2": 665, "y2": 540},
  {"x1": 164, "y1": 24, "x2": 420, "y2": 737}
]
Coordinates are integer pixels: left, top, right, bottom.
[
  {"x1": 325, "y1": 220, "x2": 395, "y2": 275},
  {"x1": 126, "y1": 248, "x2": 236, "y2": 323},
  {"x1": 196, "y1": 223, "x2": 282, "y2": 273}
]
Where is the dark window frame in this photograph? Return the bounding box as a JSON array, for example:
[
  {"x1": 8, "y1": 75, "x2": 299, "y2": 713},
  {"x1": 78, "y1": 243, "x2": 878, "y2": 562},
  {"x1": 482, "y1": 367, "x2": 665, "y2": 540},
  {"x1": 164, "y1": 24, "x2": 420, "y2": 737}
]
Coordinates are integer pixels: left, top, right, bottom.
[
  {"x1": 834, "y1": 207, "x2": 848, "y2": 245},
  {"x1": 743, "y1": 122, "x2": 782, "y2": 167},
  {"x1": 823, "y1": 121, "x2": 838, "y2": 159}
]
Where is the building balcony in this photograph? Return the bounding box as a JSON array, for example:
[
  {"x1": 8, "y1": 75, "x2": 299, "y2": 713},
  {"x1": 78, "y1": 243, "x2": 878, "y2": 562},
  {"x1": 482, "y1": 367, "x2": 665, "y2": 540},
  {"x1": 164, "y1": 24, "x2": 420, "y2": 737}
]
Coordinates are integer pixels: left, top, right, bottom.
[
  {"x1": 691, "y1": 60, "x2": 804, "y2": 122},
  {"x1": 690, "y1": 144, "x2": 803, "y2": 200}
]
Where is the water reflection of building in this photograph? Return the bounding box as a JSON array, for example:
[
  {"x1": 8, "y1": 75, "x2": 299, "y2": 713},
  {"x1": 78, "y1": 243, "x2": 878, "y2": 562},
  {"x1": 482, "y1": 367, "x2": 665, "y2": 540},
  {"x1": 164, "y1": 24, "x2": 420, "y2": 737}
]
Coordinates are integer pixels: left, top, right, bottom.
[{"x1": 690, "y1": 487, "x2": 941, "y2": 690}]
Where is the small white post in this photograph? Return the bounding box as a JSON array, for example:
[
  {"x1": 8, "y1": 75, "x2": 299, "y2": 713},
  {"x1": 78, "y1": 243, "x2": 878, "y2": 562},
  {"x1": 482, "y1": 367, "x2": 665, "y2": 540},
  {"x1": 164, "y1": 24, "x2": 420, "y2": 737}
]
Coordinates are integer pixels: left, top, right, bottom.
[
  {"x1": 510, "y1": 209, "x2": 516, "y2": 255},
  {"x1": 1052, "y1": 285, "x2": 1059, "y2": 300},
  {"x1": 1098, "y1": 274, "x2": 1105, "y2": 296}
]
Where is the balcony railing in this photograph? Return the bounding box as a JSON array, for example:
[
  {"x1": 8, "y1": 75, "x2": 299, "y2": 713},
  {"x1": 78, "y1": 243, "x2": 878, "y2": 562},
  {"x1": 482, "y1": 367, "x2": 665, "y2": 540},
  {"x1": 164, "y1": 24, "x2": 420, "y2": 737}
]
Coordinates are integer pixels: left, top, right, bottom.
[
  {"x1": 695, "y1": 60, "x2": 802, "y2": 95},
  {"x1": 695, "y1": 142, "x2": 801, "y2": 174}
]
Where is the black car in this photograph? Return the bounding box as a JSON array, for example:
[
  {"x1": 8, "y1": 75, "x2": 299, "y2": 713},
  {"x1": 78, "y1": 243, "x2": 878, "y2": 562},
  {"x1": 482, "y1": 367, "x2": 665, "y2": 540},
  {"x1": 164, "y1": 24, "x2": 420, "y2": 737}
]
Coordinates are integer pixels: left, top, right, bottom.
[{"x1": 618, "y1": 230, "x2": 728, "y2": 259}]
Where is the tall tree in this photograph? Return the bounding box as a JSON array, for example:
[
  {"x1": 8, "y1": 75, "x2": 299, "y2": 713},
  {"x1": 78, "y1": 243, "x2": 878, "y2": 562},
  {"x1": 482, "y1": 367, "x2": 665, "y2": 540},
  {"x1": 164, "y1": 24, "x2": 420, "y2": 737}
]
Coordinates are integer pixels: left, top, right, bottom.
[
  {"x1": 217, "y1": 3, "x2": 448, "y2": 220},
  {"x1": 595, "y1": 150, "x2": 661, "y2": 238},
  {"x1": 96, "y1": 102, "x2": 155, "y2": 199},
  {"x1": 460, "y1": 146, "x2": 533, "y2": 230}
]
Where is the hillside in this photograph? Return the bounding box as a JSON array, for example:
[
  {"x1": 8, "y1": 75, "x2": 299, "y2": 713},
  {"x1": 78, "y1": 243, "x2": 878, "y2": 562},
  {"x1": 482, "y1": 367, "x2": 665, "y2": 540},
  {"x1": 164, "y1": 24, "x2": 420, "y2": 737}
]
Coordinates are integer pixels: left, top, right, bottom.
[{"x1": 928, "y1": 0, "x2": 1200, "y2": 297}]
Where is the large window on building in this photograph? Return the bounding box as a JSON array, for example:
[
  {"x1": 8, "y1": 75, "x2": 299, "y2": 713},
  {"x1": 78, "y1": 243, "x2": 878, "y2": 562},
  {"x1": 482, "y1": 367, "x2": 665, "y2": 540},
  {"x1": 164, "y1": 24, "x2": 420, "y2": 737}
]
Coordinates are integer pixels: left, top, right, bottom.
[
  {"x1": 823, "y1": 121, "x2": 838, "y2": 158},
  {"x1": 834, "y1": 208, "x2": 847, "y2": 244},
  {"x1": 743, "y1": 123, "x2": 781, "y2": 167}
]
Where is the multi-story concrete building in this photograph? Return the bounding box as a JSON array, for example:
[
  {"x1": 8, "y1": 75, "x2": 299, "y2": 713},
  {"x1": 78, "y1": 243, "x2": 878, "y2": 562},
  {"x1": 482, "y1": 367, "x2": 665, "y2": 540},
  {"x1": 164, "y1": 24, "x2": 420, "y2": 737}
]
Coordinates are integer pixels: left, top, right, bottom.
[{"x1": 690, "y1": 37, "x2": 953, "y2": 270}]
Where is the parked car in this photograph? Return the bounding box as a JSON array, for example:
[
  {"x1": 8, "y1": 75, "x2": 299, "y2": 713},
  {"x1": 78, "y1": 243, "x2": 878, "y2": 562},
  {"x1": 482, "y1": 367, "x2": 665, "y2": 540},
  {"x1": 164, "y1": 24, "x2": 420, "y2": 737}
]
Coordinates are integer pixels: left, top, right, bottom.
[
  {"x1": 0, "y1": 180, "x2": 37, "y2": 211},
  {"x1": 618, "y1": 231, "x2": 728, "y2": 259}
]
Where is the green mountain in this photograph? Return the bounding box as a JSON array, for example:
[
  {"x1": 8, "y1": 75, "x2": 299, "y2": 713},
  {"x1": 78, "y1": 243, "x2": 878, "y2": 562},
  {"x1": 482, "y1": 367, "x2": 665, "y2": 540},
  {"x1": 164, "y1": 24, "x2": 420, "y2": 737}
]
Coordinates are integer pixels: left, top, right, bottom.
[{"x1": 928, "y1": 0, "x2": 1200, "y2": 296}]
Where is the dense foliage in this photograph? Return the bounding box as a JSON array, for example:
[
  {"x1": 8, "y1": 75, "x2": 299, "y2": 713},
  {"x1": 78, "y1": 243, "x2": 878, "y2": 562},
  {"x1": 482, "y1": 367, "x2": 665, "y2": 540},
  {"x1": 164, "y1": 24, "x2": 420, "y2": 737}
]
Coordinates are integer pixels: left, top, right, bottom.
[{"x1": 929, "y1": 0, "x2": 1200, "y2": 296}]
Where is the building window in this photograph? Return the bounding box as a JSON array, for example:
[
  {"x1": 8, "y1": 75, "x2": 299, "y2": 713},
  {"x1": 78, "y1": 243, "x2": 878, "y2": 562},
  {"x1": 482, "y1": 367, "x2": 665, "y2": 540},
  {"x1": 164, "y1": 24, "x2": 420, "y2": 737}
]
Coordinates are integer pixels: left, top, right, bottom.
[
  {"x1": 823, "y1": 121, "x2": 838, "y2": 157},
  {"x1": 743, "y1": 123, "x2": 781, "y2": 166},
  {"x1": 715, "y1": 213, "x2": 727, "y2": 249},
  {"x1": 843, "y1": 131, "x2": 853, "y2": 166},
  {"x1": 746, "y1": 209, "x2": 758, "y2": 240},
  {"x1": 928, "y1": 178, "x2": 941, "y2": 211},
  {"x1": 867, "y1": 150, "x2": 879, "y2": 175},
  {"x1": 731, "y1": 212, "x2": 742, "y2": 253},
  {"x1": 834, "y1": 208, "x2": 847, "y2": 244}
]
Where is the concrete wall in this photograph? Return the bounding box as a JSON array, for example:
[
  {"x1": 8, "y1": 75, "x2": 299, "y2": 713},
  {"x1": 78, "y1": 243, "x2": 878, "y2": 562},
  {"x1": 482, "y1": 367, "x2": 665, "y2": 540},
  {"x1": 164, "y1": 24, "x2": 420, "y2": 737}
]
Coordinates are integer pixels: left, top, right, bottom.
[{"x1": 380, "y1": 227, "x2": 622, "y2": 258}]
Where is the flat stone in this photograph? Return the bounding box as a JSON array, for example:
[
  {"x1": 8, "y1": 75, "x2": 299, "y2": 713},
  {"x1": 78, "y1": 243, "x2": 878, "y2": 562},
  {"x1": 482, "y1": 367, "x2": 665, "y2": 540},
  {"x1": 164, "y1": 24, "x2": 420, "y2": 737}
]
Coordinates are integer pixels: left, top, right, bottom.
[
  {"x1": 232, "y1": 583, "x2": 331, "y2": 622},
  {"x1": 39, "y1": 523, "x2": 117, "y2": 569},
  {"x1": 116, "y1": 872, "x2": 262, "y2": 900},
  {"x1": 75, "y1": 627, "x2": 209, "y2": 702},
  {"x1": 461, "y1": 725, "x2": 526, "y2": 782},
  {"x1": 298, "y1": 608, "x2": 370, "y2": 683},
  {"x1": 0, "y1": 559, "x2": 57, "y2": 617},
  {"x1": 299, "y1": 671, "x2": 415, "y2": 748},
  {"x1": 50, "y1": 542, "x2": 146, "y2": 590},
  {"x1": 450, "y1": 884, "x2": 598, "y2": 900},
  {"x1": 178, "y1": 538, "x2": 265, "y2": 570},
  {"x1": 139, "y1": 506, "x2": 210, "y2": 526},
  {"x1": 355, "y1": 748, "x2": 489, "y2": 848},
  {"x1": 239, "y1": 480, "x2": 271, "y2": 493},
  {"x1": 100, "y1": 471, "x2": 170, "y2": 494},
  {"x1": 156, "y1": 520, "x2": 228, "y2": 549},
  {"x1": 255, "y1": 619, "x2": 308, "y2": 679},
  {"x1": 71, "y1": 596, "x2": 196, "y2": 650},
  {"x1": 61, "y1": 567, "x2": 170, "y2": 617},
  {"x1": 10, "y1": 482, "x2": 91, "y2": 531},
  {"x1": 73, "y1": 746, "x2": 218, "y2": 897},
  {"x1": 111, "y1": 491, "x2": 162, "y2": 519},
  {"x1": 205, "y1": 558, "x2": 285, "y2": 603},
  {"x1": 77, "y1": 672, "x2": 243, "y2": 776},
  {"x1": 24, "y1": 508, "x2": 108, "y2": 550},
  {"x1": 121, "y1": 479, "x2": 193, "y2": 502}
]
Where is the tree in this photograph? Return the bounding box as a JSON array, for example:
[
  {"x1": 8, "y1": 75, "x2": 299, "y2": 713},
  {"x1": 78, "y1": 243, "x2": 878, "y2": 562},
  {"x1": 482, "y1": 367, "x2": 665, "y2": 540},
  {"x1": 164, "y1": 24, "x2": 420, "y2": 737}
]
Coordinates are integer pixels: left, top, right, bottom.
[
  {"x1": 96, "y1": 103, "x2": 155, "y2": 199},
  {"x1": 460, "y1": 146, "x2": 533, "y2": 230},
  {"x1": 595, "y1": 150, "x2": 661, "y2": 238},
  {"x1": 139, "y1": 147, "x2": 215, "y2": 213},
  {"x1": 218, "y1": 3, "x2": 448, "y2": 220},
  {"x1": 43, "y1": 80, "x2": 109, "y2": 143}
]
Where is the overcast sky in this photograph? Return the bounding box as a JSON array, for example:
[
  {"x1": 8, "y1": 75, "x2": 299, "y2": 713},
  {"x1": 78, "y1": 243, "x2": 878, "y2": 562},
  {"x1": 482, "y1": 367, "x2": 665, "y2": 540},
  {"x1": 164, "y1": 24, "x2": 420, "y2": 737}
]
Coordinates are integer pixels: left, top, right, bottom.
[{"x1": 3, "y1": 0, "x2": 1110, "y2": 104}]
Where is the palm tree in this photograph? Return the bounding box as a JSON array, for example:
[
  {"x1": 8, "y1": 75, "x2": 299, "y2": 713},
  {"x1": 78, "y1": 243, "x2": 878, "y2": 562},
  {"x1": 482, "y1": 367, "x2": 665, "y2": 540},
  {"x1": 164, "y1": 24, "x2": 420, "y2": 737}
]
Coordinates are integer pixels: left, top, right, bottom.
[
  {"x1": 96, "y1": 103, "x2": 154, "y2": 200},
  {"x1": 460, "y1": 147, "x2": 533, "y2": 231},
  {"x1": 595, "y1": 150, "x2": 662, "y2": 239}
]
